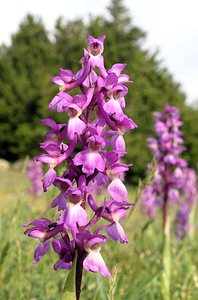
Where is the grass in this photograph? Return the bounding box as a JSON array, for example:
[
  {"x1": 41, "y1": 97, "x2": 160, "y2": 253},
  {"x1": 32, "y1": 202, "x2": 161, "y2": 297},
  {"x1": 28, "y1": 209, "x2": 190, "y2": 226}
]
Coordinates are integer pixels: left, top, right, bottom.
[{"x1": 0, "y1": 167, "x2": 198, "y2": 299}]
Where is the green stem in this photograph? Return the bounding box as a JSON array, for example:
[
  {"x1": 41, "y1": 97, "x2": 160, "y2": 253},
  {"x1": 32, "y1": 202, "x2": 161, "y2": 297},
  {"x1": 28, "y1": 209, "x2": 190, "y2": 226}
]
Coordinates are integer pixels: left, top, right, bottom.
[
  {"x1": 62, "y1": 254, "x2": 77, "y2": 300},
  {"x1": 161, "y1": 197, "x2": 171, "y2": 300},
  {"x1": 189, "y1": 201, "x2": 197, "y2": 239}
]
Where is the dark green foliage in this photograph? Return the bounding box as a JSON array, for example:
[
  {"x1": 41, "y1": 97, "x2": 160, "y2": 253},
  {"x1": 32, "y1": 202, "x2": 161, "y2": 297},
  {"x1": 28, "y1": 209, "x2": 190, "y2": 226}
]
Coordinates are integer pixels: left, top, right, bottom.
[
  {"x1": 0, "y1": 0, "x2": 197, "y2": 179},
  {"x1": 0, "y1": 15, "x2": 57, "y2": 159},
  {"x1": 54, "y1": 18, "x2": 87, "y2": 71}
]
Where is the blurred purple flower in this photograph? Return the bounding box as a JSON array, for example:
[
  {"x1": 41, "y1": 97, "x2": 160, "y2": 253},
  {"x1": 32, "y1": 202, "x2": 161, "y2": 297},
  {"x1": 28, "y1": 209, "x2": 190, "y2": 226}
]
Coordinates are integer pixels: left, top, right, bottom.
[
  {"x1": 141, "y1": 104, "x2": 197, "y2": 239},
  {"x1": 27, "y1": 160, "x2": 43, "y2": 196}
]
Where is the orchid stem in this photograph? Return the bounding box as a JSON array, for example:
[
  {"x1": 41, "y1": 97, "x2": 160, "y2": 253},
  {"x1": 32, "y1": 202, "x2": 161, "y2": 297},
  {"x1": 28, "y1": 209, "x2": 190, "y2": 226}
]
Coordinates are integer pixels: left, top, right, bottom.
[
  {"x1": 75, "y1": 249, "x2": 86, "y2": 300},
  {"x1": 161, "y1": 195, "x2": 171, "y2": 300}
]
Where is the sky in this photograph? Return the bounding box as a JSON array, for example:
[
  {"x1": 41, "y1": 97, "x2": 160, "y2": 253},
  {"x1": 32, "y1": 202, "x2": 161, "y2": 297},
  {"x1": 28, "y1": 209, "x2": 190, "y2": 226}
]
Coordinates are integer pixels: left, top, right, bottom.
[{"x1": 0, "y1": 0, "x2": 198, "y2": 105}]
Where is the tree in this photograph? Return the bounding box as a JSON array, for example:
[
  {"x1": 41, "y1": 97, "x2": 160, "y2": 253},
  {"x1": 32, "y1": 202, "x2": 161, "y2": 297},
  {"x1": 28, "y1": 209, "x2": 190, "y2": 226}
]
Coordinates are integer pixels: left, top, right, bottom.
[{"x1": 0, "y1": 15, "x2": 56, "y2": 159}]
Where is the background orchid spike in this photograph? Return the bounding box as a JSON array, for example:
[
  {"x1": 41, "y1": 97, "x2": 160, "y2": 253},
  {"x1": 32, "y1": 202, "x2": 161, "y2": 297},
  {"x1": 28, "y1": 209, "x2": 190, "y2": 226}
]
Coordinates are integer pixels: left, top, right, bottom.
[
  {"x1": 26, "y1": 159, "x2": 43, "y2": 196},
  {"x1": 141, "y1": 104, "x2": 197, "y2": 239},
  {"x1": 23, "y1": 35, "x2": 137, "y2": 299}
]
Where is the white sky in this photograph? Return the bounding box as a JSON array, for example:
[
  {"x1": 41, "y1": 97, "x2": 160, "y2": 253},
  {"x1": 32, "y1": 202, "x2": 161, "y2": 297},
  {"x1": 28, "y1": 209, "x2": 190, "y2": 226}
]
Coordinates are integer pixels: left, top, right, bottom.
[{"x1": 0, "y1": 0, "x2": 198, "y2": 104}]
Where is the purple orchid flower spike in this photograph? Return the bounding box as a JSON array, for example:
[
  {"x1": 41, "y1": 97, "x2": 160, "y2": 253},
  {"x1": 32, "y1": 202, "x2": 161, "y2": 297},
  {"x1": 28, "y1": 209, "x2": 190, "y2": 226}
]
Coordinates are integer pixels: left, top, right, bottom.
[
  {"x1": 23, "y1": 35, "x2": 137, "y2": 300},
  {"x1": 26, "y1": 159, "x2": 43, "y2": 196},
  {"x1": 141, "y1": 104, "x2": 197, "y2": 300},
  {"x1": 141, "y1": 185, "x2": 161, "y2": 219},
  {"x1": 175, "y1": 168, "x2": 197, "y2": 239},
  {"x1": 141, "y1": 104, "x2": 197, "y2": 239}
]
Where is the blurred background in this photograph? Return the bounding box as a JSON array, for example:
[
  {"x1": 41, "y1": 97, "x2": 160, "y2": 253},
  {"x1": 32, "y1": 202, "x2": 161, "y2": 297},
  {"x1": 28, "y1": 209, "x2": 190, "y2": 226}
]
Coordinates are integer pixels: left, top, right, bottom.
[{"x1": 0, "y1": 1, "x2": 198, "y2": 299}]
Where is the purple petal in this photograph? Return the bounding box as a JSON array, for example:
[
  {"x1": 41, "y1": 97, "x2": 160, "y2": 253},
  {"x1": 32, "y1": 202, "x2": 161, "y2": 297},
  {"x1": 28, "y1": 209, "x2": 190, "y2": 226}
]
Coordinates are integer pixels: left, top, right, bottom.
[
  {"x1": 73, "y1": 150, "x2": 85, "y2": 166},
  {"x1": 52, "y1": 76, "x2": 65, "y2": 86},
  {"x1": 118, "y1": 74, "x2": 131, "y2": 83},
  {"x1": 87, "y1": 195, "x2": 99, "y2": 212},
  {"x1": 110, "y1": 85, "x2": 128, "y2": 99},
  {"x1": 73, "y1": 94, "x2": 87, "y2": 109},
  {"x1": 36, "y1": 154, "x2": 55, "y2": 165},
  {"x1": 108, "y1": 178, "x2": 128, "y2": 202},
  {"x1": 26, "y1": 229, "x2": 47, "y2": 239},
  {"x1": 49, "y1": 92, "x2": 73, "y2": 112},
  {"x1": 43, "y1": 168, "x2": 57, "y2": 192},
  {"x1": 53, "y1": 177, "x2": 72, "y2": 188},
  {"x1": 52, "y1": 192, "x2": 66, "y2": 210},
  {"x1": 111, "y1": 113, "x2": 137, "y2": 131},
  {"x1": 67, "y1": 117, "x2": 86, "y2": 140},
  {"x1": 86, "y1": 235, "x2": 106, "y2": 249},
  {"x1": 59, "y1": 68, "x2": 75, "y2": 82},
  {"x1": 83, "y1": 251, "x2": 111, "y2": 277},
  {"x1": 110, "y1": 163, "x2": 130, "y2": 176},
  {"x1": 41, "y1": 118, "x2": 58, "y2": 130},
  {"x1": 33, "y1": 241, "x2": 50, "y2": 264},
  {"x1": 52, "y1": 238, "x2": 64, "y2": 254},
  {"x1": 104, "y1": 73, "x2": 118, "y2": 89},
  {"x1": 111, "y1": 135, "x2": 125, "y2": 151},
  {"x1": 63, "y1": 63, "x2": 91, "y2": 91},
  {"x1": 74, "y1": 150, "x2": 105, "y2": 175},
  {"x1": 23, "y1": 218, "x2": 51, "y2": 228},
  {"x1": 107, "y1": 222, "x2": 128, "y2": 244},
  {"x1": 40, "y1": 141, "x2": 62, "y2": 157},
  {"x1": 103, "y1": 99, "x2": 123, "y2": 115},
  {"x1": 84, "y1": 152, "x2": 105, "y2": 174},
  {"x1": 168, "y1": 189, "x2": 179, "y2": 202},
  {"x1": 108, "y1": 63, "x2": 127, "y2": 76},
  {"x1": 54, "y1": 260, "x2": 72, "y2": 270},
  {"x1": 64, "y1": 204, "x2": 89, "y2": 229},
  {"x1": 98, "y1": 35, "x2": 106, "y2": 42},
  {"x1": 164, "y1": 154, "x2": 177, "y2": 164}
]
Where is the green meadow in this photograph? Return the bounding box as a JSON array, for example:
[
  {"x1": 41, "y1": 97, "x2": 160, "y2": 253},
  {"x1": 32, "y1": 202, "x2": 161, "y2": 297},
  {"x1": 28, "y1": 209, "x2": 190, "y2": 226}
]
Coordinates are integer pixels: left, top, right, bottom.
[{"x1": 0, "y1": 167, "x2": 198, "y2": 300}]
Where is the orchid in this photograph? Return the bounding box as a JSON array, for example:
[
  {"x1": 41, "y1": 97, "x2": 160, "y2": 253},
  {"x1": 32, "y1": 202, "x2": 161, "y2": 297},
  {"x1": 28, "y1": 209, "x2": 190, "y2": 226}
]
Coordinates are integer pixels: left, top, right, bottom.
[
  {"x1": 23, "y1": 35, "x2": 137, "y2": 300},
  {"x1": 26, "y1": 159, "x2": 43, "y2": 196},
  {"x1": 141, "y1": 104, "x2": 197, "y2": 300},
  {"x1": 141, "y1": 104, "x2": 197, "y2": 239}
]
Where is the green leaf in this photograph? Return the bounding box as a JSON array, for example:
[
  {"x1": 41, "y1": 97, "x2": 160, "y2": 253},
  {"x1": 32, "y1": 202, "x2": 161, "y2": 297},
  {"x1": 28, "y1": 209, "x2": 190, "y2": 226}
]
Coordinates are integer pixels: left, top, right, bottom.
[
  {"x1": 0, "y1": 241, "x2": 10, "y2": 266},
  {"x1": 62, "y1": 254, "x2": 77, "y2": 300},
  {"x1": 141, "y1": 220, "x2": 153, "y2": 233}
]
